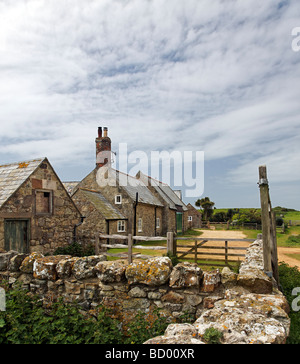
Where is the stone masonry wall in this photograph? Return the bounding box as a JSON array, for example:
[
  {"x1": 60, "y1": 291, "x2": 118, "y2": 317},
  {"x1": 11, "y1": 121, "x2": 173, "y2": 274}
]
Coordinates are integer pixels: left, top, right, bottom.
[{"x1": 0, "y1": 240, "x2": 291, "y2": 344}]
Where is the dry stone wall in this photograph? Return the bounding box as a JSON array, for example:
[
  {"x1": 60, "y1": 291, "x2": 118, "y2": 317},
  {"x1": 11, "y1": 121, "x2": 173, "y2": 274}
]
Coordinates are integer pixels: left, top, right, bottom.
[{"x1": 0, "y1": 239, "x2": 291, "y2": 344}]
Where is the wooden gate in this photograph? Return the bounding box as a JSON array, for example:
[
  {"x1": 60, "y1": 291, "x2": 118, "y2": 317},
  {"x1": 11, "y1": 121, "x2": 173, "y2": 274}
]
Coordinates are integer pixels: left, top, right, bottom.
[
  {"x1": 4, "y1": 220, "x2": 29, "y2": 253},
  {"x1": 175, "y1": 237, "x2": 253, "y2": 268}
]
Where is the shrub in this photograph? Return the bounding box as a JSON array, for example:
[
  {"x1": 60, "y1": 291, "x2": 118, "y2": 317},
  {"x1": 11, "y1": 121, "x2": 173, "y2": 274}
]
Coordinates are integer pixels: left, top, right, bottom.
[
  {"x1": 203, "y1": 327, "x2": 223, "y2": 344},
  {"x1": 0, "y1": 284, "x2": 170, "y2": 344},
  {"x1": 278, "y1": 262, "x2": 300, "y2": 344},
  {"x1": 53, "y1": 241, "x2": 95, "y2": 257}
]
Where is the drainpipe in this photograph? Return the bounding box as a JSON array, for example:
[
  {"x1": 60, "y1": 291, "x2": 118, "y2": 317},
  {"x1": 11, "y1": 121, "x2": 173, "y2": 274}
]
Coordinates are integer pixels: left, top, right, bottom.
[
  {"x1": 73, "y1": 216, "x2": 86, "y2": 243},
  {"x1": 133, "y1": 192, "x2": 138, "y2": 241},
  {"x1": 154, "y1": 207, "x2": 157, "y2": 237}
]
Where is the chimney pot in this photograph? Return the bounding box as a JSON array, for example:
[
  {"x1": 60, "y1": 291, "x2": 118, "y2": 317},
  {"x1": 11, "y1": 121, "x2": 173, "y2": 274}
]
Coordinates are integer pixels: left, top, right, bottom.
[
  {"x1": 98, "y1": 127, "x2": 102, "y2": 138},
  {"x1": 104, "y1": 127, "x2": 108, "y2": 137}
]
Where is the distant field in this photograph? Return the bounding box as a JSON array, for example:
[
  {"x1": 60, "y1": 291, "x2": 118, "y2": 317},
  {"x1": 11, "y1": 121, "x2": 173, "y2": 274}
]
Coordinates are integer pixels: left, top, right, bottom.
[{"x1": 212, "y1": 208, "x2": 300, "y2": 223}]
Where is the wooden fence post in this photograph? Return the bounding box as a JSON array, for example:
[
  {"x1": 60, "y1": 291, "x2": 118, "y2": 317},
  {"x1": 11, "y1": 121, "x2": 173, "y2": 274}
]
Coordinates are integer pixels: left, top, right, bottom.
[
  {"x1": 258, "y1": 165, "x2": 273, "y2": 278},
  {"x1": 225, "y1": 241, "x2": 228, "y2": 266},
  {"x1": 167, "y1": 232, "x2": 175, "y2": 256},
  {"x1": 270, "y1": 211, "x2": 280, "y2": 285},
  {"x1": 128, "y1": 234, "x2": 133, "y2": 264}
]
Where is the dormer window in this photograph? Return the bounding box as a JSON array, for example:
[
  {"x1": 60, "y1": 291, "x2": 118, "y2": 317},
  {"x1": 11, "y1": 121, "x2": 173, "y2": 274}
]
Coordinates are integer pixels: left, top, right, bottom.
[{"x1": 115, "y1": 195, "x2": 122, "y2": 204}]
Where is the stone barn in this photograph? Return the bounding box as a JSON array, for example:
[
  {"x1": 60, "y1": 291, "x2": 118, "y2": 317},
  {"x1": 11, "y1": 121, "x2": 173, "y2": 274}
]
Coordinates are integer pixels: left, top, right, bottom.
[{"x1": 0, "y1": 158, "x2": 82, "y2": 254}]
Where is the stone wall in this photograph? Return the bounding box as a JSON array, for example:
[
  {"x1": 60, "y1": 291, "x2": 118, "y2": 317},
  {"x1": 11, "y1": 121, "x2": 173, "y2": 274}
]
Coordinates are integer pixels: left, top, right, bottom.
[{"x1": 0, "y1": 239, "x2": 291, "y2": 344}]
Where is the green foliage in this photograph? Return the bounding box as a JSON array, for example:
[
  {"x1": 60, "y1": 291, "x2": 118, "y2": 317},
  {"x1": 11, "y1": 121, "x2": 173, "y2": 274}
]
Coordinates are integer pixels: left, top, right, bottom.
[
  {"x1": 124, "y1": 309, "x2": 169, "y2": 344},
  {"x1": 232, "y1": 209, "x2": 261, "y2": 225},
  {"x1": 286, "y1": 235, "x2": 300, "y2": 246},
  {"x1": 195, "y1": 197, "x2": 215, "y2": 221},
  {"x1": 164, "y1": 251, "x2": 179, "y2": 266},
  {"x1": 0, "y1": 284, "x2": 171, "y2": 344},
  {"x1": 278, "y1": 262, "x2": 300, "y2": 344},
  {"x1": 53, "y1": 241, "x2": 95, "y2": 257},
  {"x1": 203, "y1": 327, "x2": 223, "y2": 344}
]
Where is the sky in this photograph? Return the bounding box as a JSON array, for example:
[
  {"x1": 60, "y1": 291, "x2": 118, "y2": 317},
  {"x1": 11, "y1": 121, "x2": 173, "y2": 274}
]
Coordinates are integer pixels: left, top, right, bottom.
[{"x1": 0, "y1": 0, "x2": 300, "y2": 209}]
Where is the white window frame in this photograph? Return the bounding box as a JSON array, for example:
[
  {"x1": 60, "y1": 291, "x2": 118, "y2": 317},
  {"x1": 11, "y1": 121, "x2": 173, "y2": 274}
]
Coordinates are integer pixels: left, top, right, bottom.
[
  {"x1": 117, "y1": 220, "x2": 126, "y2": 232},
  {"x1": 188, "y1": 216, "x2": 193, "y2": 222},
  {"x1": 115, "y1": 195, "x2": 122, "y2": 205},
  {"x1": 156, "y1": 217, "x2": 160, "y2": 229},
  {"x1": 138, "y1": 218, "x2": 143, "y2": 233}
]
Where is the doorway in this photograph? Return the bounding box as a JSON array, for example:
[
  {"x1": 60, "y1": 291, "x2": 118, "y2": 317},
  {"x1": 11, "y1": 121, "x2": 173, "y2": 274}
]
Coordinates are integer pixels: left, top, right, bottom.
[{"x1": 4, "y1": 220, "x2": 29, "y2": 253}]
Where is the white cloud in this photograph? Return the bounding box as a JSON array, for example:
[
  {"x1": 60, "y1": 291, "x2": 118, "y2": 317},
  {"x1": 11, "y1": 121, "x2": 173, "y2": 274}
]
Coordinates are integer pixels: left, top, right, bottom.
[{"x1": 0, "y1": 0, "x2": 300, "y2": 206}]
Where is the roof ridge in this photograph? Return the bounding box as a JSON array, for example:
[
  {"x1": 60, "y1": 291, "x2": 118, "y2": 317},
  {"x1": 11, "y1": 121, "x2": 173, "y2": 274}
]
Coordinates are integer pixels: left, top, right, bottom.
[{"x1": 0, "y1": 157, "x2": 45, "y2": 169}]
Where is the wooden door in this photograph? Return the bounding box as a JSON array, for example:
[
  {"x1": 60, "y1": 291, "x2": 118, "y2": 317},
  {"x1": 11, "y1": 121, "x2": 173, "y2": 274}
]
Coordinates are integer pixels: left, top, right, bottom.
[
  {"x1": 4, "y1": 220, "x2": 29, "y2": 253},
  {"x1": 176, "y1": 213, "x2": 183, "y2": 233}
]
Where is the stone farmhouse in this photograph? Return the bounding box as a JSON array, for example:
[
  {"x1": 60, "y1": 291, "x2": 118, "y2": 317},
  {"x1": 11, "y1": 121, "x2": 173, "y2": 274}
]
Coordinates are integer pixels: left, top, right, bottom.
[
  {"x1": 0, "y1": 158, "x2": 81, "y2": 254},
  {"x1": 186, "y1": 203, "x2": 202, "y2": 229},
  {"x1": 136, "y1": 171, "x2": 189, "y2": 235},
  {"x1": 66, "y1": 127, "x2": 189, "y2": 241}
]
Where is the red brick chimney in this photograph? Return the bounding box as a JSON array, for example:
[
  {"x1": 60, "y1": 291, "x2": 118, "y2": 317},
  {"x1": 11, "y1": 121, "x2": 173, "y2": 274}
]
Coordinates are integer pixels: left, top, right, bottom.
[{"x1": 96, "y1": 127, "x2": 111, "y2": 168}]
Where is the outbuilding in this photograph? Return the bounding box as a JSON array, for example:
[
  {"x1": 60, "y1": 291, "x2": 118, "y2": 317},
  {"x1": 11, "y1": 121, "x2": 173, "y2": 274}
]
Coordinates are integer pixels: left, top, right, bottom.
[{"x1": 0, "y1": 158, "x2": 82, "y2": 254}]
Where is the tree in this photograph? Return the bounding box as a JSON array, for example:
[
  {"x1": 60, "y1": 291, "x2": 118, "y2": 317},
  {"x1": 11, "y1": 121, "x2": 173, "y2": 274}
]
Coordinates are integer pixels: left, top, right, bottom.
[{"x1": 195, "y1": 197, "x2": 215, "y2": 221}]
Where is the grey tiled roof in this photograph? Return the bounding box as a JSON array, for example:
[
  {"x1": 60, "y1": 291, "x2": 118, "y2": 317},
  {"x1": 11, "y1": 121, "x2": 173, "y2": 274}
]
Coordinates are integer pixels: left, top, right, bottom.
[
  {"x1": 0, "y1": 158, "x2": 45, "y2": 208},
  {"x1": 110, "y1": 169, "x2": 164, "y2": 207},
  {"x1": 137, "y1": 171, "x2": 188, "y2": 211},
  {"x1": 79, "y1": 189, "x2": 126, "y2": 220}
]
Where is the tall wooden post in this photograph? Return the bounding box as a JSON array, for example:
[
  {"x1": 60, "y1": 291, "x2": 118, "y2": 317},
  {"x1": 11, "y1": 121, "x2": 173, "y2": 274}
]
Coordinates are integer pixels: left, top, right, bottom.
[
  {"x1": 258, "y1": 165, "x2": 273, "y2": 277},
  {"x1": 167, "y1": 232, "x2": 175, "y2": 256},
  {"x1": 128, "y1": 234, "x2": 133, "y2": 264},
  {"x1": 225, "y1": 241, "x2": 228, "y2": 266}
]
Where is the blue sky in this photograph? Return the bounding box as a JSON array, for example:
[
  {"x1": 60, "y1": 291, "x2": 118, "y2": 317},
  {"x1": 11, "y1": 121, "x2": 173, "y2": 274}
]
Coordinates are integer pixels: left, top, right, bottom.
[{"x1": 0, "y1": 0, "x2": 300, "y2": 209}]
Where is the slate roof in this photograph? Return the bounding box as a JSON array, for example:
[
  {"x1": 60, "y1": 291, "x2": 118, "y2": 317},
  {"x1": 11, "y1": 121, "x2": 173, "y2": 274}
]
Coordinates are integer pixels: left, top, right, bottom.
[
  {"x1": 109, "y1": 169, "x2": 164, "y2": 207},
  {"x1": 137, "y1": 171, "x2": 188, "y2": 212},
  {"x1": 78, "y1": 189, "x2": 126, "y2": 220},
  {"x1": 0, "y1": 158, "x2": 45, "y2": 209}
]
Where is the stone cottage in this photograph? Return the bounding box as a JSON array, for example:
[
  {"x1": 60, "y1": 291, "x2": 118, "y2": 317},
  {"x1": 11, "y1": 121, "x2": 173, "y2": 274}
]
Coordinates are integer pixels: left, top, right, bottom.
[
  {"x1": 136, "y1": 171, "x2": 189, "y2": 235},
  {"x1": 186, "y1": 203, "x2": 202, "y2": 229},
  {"x1": 70, "y1": 127, "x2": 189, "y2": 238},
  {"x1": 71, "y1": 187, "x2": 127, "y2": 244},
  {"x1": 0, "y1": 158, "x2": 82, "y2": 254}
]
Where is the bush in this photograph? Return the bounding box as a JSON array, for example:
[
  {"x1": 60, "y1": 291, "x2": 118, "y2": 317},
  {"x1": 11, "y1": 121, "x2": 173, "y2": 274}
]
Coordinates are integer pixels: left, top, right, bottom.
[
  {"x1": 278, "y1": 262, "x2": 300, "y2": 344},
  {"x1": 0, "y1": 284, "x2": 170, "y2": 344},
  {"x1": 53, "y1": 241, "x2": 95, "y2": 257}
]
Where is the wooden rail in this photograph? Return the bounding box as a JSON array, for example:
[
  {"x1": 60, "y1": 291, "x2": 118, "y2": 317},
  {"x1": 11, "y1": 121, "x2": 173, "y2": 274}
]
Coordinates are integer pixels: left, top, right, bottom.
[
  {"x1": 96, "y1": 233, "x2": 167, "y2": 264},
  {"x1": 175, "y1": 237, "x2": 253, "y2": 267},
  {"x1": 95, "y1": 232, "x2": 253, "y2": 268}
]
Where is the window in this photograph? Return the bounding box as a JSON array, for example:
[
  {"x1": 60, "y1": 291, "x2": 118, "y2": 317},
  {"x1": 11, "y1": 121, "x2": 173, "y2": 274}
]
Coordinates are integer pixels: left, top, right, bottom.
[
  {"x1": 138, "y1": 218, "x2": 143, "y2": 233},
  {"x1": 188, "y1": 216, "x2": 193, "y2": 222},
  {"x1": 118, "y1": 220, "x2": 126, "y2": 232},
  {"x1": 115, "y1": 195, "x2": 122, "y2": 204},
  {"x1": 156, "y1": 218, "x2": 160, "y2": 229},
  {"x1": 36, "y1": 190, "x2": 52, "y2": 215}
]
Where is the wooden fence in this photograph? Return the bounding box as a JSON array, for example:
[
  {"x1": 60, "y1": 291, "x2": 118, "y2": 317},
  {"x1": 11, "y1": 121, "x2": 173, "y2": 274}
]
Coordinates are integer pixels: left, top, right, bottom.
[
  {"x1": 174, "y1": 237, "x2": 253, "y2": 267},
  {"x1": 95, "y1": 232, "x2": 253, "y2": 268},
  {"x1": 95, "y1": 233, "x2": 168, "y2": 264}
]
